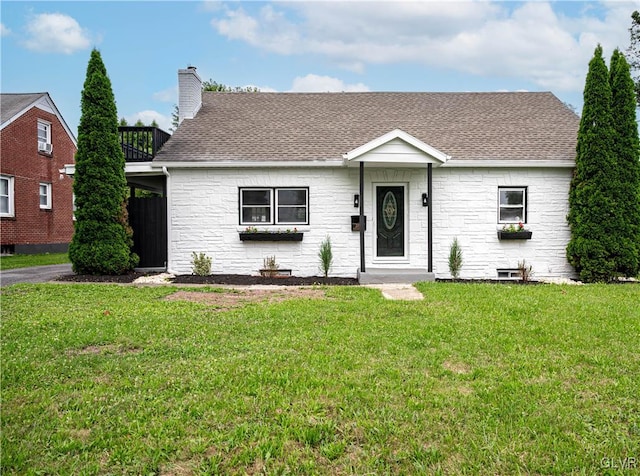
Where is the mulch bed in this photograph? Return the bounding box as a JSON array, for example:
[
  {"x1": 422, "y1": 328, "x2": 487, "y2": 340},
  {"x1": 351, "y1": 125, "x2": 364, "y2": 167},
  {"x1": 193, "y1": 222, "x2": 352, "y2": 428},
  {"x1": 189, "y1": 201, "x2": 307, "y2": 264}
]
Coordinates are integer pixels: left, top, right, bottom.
[
  {"x1": 172, "y1": 274, "x2": 358, "y2": 286},
  {"x1": 56, "y1": 272, "x2": 358, "y2": 286},
  {"x1": 57, "y1": 272, "x2": 147, "y2": 283}
]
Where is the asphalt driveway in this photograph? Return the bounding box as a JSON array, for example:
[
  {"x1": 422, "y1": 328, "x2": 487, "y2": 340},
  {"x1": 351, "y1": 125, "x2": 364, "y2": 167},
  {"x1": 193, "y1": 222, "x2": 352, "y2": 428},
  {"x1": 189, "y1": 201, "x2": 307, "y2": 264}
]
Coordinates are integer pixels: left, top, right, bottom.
[{"x1": 0, "y1": 264, "x2": 73, "y2": 287}]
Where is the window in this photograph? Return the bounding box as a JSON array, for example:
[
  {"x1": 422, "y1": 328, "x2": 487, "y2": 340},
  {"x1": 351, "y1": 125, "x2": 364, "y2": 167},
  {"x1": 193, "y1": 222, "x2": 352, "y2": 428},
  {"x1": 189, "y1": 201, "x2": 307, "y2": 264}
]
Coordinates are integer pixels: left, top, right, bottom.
[
  {"x1": 39, "y1": 183, "x2": 52, "y2": 209},
  {"x1": 37, "y1": 120, "x2": 52, "y2": 153},
  {"x1": 497, "y1": 269, "x2": 520, "y2": 280},
  {"x1": 1, "y1": 175, "x2": 14, "y2": 217},
  {"x1": 498, "y1": 187, "x2": 527, "y2": 223},
  {"x1": 240, "y1": 187, "x2": 308, "y2": 225}
]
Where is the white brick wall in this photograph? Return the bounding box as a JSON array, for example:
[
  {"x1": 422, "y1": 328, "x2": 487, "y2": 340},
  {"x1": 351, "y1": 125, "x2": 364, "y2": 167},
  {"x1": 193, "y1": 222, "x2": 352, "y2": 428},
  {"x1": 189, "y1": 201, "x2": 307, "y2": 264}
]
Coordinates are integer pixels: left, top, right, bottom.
[
  {"x1": 167, "y1": 165, "x2": 577, "y2": 280},
  {"x1": 431, "y1": 167, "x2": 577, "y2": 280},
  {"x1": 168, "y1": 168, "x2": 361, "y2": 277},
  {"x1": 177, "y1": 68, "x2": 202, "y2": 123}
]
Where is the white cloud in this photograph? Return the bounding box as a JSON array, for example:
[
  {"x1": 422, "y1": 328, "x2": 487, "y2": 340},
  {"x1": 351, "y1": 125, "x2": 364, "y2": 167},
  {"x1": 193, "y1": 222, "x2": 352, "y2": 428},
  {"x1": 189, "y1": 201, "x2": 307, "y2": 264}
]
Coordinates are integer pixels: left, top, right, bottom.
[
  {"x1": 212, "y1": 4, "x2": 299, "y2": 55},
  {"x1": 124, "y1": 110, "x2": 172, "y2": 133},
  {"x1": 210, "y1": 1, "x2": 637, "y2": 93},
  {"x1": 23, "y1": 13, "x2": 91, "y2": 54},
  {"x1": 289, "y1": 74, "x2": 370, "y2": 92},
  {"x1": 1, "y1": 23, "x2": 11, "y2": 36},
  {"x1": 255, "y1": 85, "x2": 278, "y2": 93},
  {"x1": 152, "y1": 86, "x2": 177, "y2": 103}
]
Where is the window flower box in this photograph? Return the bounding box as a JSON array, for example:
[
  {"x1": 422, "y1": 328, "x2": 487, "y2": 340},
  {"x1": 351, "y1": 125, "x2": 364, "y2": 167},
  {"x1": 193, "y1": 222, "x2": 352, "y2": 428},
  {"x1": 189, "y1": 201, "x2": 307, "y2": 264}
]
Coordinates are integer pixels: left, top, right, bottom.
[
  {"x1": 498, "y1": 221, "x2": 531, "y2": 240},
  {"x1": 497, "y1": 231, "x2": 532, "y2": 240},
  {"x1": 239, "y1": 232, "x2": 304, "y2": 242}
]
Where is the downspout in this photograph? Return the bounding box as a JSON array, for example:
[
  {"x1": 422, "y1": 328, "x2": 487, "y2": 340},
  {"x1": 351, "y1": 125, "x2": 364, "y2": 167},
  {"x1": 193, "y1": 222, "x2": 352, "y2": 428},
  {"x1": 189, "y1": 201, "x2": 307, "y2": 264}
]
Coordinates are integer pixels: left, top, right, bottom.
[
  {"x1": 359, "y1": 162, "x2": 365, "y2": 273},
  {"x1": 427, "y1": 163, "x2": 433, "y2": 273},
  {"x1": 162, "y1": 166, "x2": 171, "y2": 272}
]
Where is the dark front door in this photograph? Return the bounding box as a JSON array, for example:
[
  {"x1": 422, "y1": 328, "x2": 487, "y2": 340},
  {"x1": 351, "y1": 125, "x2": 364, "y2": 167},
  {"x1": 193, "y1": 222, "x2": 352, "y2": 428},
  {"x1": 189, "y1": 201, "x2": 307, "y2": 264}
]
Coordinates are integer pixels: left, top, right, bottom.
[
  {"x1": 128, "y1": 197, "x2": 167, "y2": 268},
  {"x1": 376, "y1": 185, "x2": 404, "y2": 257}
]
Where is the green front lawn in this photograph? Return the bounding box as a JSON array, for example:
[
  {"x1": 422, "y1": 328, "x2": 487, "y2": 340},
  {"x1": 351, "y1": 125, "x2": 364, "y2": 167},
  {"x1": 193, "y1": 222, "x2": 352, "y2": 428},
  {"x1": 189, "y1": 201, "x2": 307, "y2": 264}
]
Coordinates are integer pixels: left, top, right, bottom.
[
  {"x1": 2, "y1": 283, "x2": 639, "y2": 474},
  {"x1": 0, "y1": 253, "x2": 69, "y2": 270}
]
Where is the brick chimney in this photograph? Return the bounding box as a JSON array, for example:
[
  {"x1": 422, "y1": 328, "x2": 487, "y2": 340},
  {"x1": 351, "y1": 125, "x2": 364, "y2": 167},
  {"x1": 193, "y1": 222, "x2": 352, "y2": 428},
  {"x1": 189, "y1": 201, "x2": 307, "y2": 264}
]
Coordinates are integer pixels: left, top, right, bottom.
[{"x1": 178, "y1": 66, "x2": 202, "y2": 125}]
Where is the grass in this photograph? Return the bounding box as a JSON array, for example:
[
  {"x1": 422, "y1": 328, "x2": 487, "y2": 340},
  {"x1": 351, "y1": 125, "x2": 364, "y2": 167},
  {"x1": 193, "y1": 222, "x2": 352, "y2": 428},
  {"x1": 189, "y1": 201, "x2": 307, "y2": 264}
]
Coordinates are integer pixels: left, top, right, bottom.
[
  {"x1": 2, "y1": 282, "x2": 639, "y2": 474},
  {"x1": 0, "y1": 253, "x2": 69, "y2": 270}
]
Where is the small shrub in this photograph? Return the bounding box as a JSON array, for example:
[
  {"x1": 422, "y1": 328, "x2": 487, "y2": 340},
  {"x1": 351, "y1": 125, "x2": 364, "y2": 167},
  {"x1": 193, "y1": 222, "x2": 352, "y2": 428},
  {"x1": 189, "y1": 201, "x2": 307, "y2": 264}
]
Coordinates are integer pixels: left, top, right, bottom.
[
  {"x1": 318, "y1": 235, "x2": 333, "y2": 278},
  {"x1": 518, "y1": 259, "x2": 533, "y2": 282},
  {"x1": 191, "y1": 252, "x2": 212, "y2": 276},
  {"x1": 448, "y1": 237, "x2": 463, "y2": 280},
  {"x1": 262, "y1": 256, "x2": 279, "y2": 277}
]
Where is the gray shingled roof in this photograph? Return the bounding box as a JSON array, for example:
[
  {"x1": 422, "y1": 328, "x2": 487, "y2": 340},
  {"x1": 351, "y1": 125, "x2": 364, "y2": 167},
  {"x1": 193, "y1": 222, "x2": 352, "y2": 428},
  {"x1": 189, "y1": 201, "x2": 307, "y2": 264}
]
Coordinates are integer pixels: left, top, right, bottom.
[
  {"x1": 155, "y1": 91, "x2": 579, "y2": 163},
  {"x1": 0, "y1": 93, "x2": 48, "y2": 125}
]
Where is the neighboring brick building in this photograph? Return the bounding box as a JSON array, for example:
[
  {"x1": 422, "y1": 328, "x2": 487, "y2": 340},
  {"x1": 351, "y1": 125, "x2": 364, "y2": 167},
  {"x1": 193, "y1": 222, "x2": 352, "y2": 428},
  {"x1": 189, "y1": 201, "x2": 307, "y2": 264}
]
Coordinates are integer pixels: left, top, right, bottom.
[{"x1": 1, "y1": 93, "x2": 77, "y2": 254}]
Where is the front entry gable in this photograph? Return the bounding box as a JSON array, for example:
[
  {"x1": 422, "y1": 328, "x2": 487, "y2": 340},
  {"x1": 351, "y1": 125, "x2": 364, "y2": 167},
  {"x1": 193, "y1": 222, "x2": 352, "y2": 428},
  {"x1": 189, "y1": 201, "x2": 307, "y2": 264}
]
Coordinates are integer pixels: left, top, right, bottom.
[{"x1": 343, "y1": 129, "x2": 450, "y2": 167}]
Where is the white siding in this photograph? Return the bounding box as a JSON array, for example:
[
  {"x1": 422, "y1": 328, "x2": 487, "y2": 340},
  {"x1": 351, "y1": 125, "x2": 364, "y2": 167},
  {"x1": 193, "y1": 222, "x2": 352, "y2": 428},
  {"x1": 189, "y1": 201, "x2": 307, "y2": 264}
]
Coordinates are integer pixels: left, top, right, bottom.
[{"x1": 167, "y1": 166, "x2": 576, "y2": 280}]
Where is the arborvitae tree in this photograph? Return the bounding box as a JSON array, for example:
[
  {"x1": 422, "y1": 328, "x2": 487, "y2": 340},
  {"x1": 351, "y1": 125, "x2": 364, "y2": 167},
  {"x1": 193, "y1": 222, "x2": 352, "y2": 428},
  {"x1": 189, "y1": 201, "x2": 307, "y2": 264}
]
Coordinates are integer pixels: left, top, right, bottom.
[
  {"x1": 69, "y1": 49, "x2": 138, "y2": 274},
  {"x1": 627, "y1": 11, "x2": 640, "y2": 105},
  {"x1": 609, "y1": 49, "x2": 640, "y2": 276},
  {"x1": 567, "y1": 45, "x2": 618, "y2": 282}
]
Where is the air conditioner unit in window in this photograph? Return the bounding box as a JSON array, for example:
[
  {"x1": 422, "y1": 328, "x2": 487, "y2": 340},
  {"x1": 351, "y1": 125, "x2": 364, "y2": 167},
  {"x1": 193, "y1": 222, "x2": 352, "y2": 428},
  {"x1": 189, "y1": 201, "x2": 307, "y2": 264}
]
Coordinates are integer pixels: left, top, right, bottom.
[{"x1": 38, "y1": 142, "x2": 53, "y2": 154}]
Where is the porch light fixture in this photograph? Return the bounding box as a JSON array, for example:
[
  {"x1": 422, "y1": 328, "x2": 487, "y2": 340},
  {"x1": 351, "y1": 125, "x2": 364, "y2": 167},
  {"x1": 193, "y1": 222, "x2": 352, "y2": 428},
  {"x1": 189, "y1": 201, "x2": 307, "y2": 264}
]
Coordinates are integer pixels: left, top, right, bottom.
[
  {"x1": 354, "y1": 194, "x2": 360, "y2": 208},
  {"x1": 422, "y1": 193, "x2": 428, "y2": 207}
]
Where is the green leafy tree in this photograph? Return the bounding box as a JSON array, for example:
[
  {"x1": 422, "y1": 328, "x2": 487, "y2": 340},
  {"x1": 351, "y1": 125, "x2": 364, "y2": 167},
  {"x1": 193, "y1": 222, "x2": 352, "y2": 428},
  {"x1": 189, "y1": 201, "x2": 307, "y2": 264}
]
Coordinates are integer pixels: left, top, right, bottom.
[
  {"x1": 203, "y1": 79, "x2": 233, "y2": 92},
  {"x1": 567, "y1": 45, "x2": 617, "y2": 282},
  {"x1": 202, "y1": 79, "x2": 259, "y2": 93},
  {"x1": 609, "y1": 49, "x2": 640, "y2": 276},
  {"x1": 69, "y1": 49, "x2": 138, "y2": 275}
]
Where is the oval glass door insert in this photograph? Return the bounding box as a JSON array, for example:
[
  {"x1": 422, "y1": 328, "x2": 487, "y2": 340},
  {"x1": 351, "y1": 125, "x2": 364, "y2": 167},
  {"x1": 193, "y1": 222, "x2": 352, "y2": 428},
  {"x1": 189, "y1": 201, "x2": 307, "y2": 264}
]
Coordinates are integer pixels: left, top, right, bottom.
[{"x1": 382, "y1": 191, "x2": 398, "y2": 230}]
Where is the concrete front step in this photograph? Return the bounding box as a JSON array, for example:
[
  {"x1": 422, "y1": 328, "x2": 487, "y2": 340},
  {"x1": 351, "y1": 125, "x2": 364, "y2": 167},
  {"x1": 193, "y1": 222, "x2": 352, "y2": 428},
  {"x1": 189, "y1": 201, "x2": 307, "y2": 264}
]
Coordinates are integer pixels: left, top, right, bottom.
[{"x1": 357, "y1": 268, "x2": 435, "y2": 284}]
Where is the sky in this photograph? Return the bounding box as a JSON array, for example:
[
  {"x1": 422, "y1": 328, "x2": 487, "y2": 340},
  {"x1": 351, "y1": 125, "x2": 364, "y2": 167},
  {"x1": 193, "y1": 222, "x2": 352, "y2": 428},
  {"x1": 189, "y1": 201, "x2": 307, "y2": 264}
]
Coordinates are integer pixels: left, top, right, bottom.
[{"x1": 1, "y1": 0, "x2": 638, "y2": 136}]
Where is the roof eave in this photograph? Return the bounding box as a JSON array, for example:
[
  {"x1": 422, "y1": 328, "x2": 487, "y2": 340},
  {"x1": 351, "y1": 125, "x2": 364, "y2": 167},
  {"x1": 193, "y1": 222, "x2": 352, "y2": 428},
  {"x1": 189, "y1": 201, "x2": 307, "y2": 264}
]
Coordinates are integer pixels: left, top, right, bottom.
[
  {"x1": 442, "y1": 159, "x2": 575, "y2": 168},
  {"x1": 152, "y1": 159, "x2": 346, "y2": 168}
]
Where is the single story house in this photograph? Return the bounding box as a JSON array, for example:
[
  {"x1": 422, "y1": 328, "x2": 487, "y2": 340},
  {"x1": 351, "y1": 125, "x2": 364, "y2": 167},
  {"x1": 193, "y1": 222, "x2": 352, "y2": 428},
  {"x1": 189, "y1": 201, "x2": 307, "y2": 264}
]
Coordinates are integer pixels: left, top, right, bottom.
[{"x1": 69, "y1": 67, "x2": 581, "y2": 282}]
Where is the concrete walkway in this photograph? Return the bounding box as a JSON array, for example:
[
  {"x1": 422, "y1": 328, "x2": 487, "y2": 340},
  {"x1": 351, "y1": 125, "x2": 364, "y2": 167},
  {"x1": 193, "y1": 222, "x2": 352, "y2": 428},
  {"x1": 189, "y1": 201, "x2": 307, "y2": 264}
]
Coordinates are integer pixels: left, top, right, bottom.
[
  {"x1": 0, "y1": 264, "x2": 73, "y2": 287},
  {"x1": 364, "y1": 283, "x2": 425, "y2": 300}
]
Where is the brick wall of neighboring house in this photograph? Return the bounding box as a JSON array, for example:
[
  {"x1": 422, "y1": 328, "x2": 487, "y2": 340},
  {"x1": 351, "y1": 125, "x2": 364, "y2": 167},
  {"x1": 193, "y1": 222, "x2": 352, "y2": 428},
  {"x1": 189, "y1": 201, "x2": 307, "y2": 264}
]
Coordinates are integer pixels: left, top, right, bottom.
[{"x1": 1, "y1": 106, "x2": 76, "y2": 253}]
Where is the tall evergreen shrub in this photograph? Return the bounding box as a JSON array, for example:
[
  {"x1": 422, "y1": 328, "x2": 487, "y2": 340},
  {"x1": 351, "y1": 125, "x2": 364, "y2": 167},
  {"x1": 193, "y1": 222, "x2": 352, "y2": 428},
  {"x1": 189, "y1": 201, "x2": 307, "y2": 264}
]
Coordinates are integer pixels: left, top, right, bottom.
[
  {"x1": 609, "y1": 49, "x2": 640, "y2": 277},
  {"x1": 69, "y1": 49, "x2": 138, "y2": 274},
  {"x1": 567, "y1": 45, "x2": 618, "y2": 282}
]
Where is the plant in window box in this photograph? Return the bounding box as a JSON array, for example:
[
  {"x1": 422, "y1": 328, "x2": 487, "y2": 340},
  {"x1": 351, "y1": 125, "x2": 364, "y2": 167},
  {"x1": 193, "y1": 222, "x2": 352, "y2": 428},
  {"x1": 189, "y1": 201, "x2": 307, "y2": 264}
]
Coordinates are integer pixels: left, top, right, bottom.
[
  {"x1": 239, "y1": 227, "x2": 304, "y2": 241},
  {"x1": 497, "y1": 222, "x2": 532, "y2": 240}
]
